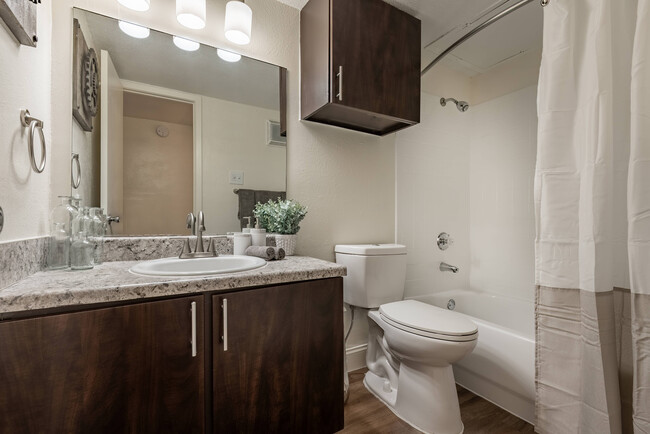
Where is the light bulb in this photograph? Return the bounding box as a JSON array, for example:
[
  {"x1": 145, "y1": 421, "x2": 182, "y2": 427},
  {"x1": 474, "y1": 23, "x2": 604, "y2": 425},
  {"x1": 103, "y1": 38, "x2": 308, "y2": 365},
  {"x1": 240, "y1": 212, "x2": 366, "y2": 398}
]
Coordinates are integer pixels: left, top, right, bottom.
[
  {"x1": 173, "y1": 36, "x2": 200, "y2": 51},
  {"x1": 118, "y1": 21, "x2": 150, "y2": 39},
  {"x1": 177, "y1": 0, "x2": 206, "y2": 29},
  {"x1": 224, "y1": 1, "x2": 252, "y2": 45},
  {"x1": 217, "y1": 48, "x2": 241, "y2": 63},
  {"x1": 117, "y1": 0, "x2": 150, "y2": 12}
]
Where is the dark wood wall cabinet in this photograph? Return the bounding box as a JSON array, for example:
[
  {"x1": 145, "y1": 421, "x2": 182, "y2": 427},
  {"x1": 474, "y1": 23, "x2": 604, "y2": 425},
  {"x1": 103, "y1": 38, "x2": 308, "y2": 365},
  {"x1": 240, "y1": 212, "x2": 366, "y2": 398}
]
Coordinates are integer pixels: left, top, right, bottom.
[
  {"x1": 0, "y1": 278, "x2": 343, "y2": 434},
  {"x1": 300, "y1": 0, "x2": 421, "y2": 136}
]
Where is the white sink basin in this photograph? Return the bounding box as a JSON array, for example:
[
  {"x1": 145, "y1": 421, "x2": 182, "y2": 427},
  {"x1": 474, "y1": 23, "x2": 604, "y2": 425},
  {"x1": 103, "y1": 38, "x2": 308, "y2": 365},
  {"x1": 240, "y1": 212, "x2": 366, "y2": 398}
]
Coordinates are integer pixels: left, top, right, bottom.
[{"x1": 130, "y1": 255, "x2": 267, "y2": 277}]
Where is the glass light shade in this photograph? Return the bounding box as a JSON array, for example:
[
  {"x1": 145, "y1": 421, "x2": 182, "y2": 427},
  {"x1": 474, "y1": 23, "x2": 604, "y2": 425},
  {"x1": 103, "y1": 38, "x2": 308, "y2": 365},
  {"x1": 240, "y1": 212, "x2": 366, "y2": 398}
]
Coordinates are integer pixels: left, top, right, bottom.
[
  {"x1": 176, "y1": 0, "x2": 206, "y2": 29},
  {"x1": 173, "y1": 36, "x2": 200, "y2": 51},
  {"x1": 118, "y1": 21, "x2": 150, "y2": 38},
  {"x1": 117, "y1": 0, "x2": 150, "y2": 12},
  {"x1": 224, "y1": 1, "x2": 252, "y2": 45},
  {"x1": 217, "y1": 48, "x2": 241, "y2": 62}
]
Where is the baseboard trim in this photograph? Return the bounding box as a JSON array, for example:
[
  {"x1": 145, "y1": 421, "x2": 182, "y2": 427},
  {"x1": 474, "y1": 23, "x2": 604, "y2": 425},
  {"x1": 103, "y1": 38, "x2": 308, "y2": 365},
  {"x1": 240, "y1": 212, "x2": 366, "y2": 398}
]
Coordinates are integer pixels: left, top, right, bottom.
[{"x1": 346, "y1": 343, "x2": 367, "y2": 372}]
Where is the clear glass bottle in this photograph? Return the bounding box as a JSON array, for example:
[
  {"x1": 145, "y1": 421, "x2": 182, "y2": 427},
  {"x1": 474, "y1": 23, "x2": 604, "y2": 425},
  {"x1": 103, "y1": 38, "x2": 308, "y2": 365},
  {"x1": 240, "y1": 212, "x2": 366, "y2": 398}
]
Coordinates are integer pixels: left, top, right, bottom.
[
  {"x1": 89, "y1": 207, "x2": 105, "y2": 265},
  {"x1": 47, "y1": 196, "x2": 76, "y2": 269},
  {"x1": 71, "y1": 195, "x2": 82, "y2": 212},
  {"x1": 70, "y1": 207, "x2": 94, "y2": 270}
]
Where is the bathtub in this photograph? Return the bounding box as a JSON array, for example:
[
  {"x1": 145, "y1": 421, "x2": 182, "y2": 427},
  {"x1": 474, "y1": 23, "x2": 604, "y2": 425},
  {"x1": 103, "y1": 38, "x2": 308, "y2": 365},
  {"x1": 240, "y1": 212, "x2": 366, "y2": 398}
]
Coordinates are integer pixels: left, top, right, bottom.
[{"x1": 409, "y1": 290, "x2": 536, "y2": 424}]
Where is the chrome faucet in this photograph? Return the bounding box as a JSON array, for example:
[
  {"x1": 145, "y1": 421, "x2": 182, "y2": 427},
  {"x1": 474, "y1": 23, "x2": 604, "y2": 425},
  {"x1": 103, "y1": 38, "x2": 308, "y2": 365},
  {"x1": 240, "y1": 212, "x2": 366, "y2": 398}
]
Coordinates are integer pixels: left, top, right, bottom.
[
  {"x1": 440, "y1": 262, "x2": 459, "y2": 273},
  {"x1": 186, "y1": 212, "x2": 196, "y2": 235},
  {"x1": 179, "y1": 211, "x2": 218, "y2": 259}
]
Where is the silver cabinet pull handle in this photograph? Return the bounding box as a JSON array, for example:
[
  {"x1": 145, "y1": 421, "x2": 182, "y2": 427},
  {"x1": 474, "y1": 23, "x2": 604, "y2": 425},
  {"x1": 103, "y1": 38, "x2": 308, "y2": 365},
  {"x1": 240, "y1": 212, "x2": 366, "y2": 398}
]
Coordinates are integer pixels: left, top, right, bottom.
[
  {"x1": 190, "y1": 301, "x2": 197, "y2": 357},
  {"x1": 222, "y1": 298, "x2": 228, "y2": 351},
  {"x1": 336, "y1": 66, "x2": 343, "y2": 101},
  {"x1": 71, "y1": 153, "x2": 81, "y2": 189}
]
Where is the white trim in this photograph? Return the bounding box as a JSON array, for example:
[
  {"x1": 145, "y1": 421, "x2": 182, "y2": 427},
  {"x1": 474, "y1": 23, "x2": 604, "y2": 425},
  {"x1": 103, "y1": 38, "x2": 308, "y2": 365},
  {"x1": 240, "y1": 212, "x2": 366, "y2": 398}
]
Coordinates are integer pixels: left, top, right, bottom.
[
  {"x1": 120, "y1": 80, "x2": 203, "y2": 216},
  {"x1": 346, "y1": 343, "x2": 367, "y2": 372}
]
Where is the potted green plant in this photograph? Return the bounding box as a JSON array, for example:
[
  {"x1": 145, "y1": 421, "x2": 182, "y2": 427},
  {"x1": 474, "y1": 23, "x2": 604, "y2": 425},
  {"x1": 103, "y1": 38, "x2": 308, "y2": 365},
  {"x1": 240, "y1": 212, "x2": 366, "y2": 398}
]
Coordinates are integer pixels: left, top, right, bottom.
[{"x1": 253, "y1": 198, "x2": 308, "y2": 255}]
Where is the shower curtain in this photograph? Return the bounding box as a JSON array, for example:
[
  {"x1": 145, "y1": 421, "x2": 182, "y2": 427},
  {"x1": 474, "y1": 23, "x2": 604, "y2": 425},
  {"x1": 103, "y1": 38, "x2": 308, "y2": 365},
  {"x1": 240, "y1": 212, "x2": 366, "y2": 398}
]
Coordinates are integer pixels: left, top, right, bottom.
[{"x1": 534, "y1": 0, "x2": 649, "y2": 433}]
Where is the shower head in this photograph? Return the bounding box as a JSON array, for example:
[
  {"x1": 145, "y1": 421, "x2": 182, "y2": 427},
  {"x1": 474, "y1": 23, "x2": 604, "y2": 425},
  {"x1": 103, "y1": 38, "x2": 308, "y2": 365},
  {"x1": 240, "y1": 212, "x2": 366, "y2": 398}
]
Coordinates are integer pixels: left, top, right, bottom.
[{"x1": 440, "y1": 97, "x2": 469, "y2": 112}]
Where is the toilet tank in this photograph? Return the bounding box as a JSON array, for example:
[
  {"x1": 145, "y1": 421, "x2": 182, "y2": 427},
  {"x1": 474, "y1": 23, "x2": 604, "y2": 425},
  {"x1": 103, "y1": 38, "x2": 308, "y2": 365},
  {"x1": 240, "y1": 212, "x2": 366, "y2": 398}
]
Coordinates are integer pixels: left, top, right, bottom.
[{"x1": 335, "y1": 244, "x2": 407, "y2": 308}]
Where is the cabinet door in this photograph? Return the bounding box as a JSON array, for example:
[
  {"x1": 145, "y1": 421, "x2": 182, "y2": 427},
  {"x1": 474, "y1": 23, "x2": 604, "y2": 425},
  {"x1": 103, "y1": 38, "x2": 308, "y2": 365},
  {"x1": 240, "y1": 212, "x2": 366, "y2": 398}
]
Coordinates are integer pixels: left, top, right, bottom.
[
  {"x1": 0, "y1": 296, "x2": 204, "y2": 434},
  {"x1": 331, "y1": 0, "x2": 421, "y2": 122},
  {"x1": 213, "y1": 279, "x2": 344, "y2": 433}
]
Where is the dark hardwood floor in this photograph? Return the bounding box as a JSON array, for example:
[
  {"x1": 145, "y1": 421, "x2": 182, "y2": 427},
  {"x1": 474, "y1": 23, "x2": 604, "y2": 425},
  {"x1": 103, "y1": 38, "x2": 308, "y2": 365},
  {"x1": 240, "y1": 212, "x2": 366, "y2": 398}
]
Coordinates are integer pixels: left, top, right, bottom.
[{"x1": 342, "y1": 369, "x2": 535, "y2": 434}]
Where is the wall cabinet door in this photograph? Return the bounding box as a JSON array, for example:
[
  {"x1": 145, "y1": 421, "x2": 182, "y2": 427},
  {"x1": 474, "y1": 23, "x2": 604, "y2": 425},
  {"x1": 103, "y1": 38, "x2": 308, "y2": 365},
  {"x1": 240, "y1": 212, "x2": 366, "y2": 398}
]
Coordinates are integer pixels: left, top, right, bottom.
[
  {"x1": 213, "y1": 279, "x2": 344, "y2": 433},
  {"x1": 0, "y1": 296, "x2": 204, "y2": 434},
  {"x1": 301, "y1": 0, "x2": 420, "y2": 135},
  {"x1": 330, "y1": 0, "x2": 421, "y2": 123}
]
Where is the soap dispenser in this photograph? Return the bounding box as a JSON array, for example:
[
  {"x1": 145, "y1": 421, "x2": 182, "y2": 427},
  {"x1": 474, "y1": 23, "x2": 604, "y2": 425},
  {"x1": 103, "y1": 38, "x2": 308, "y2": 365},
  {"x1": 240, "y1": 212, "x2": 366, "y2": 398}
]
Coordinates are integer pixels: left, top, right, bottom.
[
  {"x1": 242, "y1": 216, "x2": 252, "y2": 233},
  {"x1": 250, "y1": 217, "x2": 267, "y2": 246}
]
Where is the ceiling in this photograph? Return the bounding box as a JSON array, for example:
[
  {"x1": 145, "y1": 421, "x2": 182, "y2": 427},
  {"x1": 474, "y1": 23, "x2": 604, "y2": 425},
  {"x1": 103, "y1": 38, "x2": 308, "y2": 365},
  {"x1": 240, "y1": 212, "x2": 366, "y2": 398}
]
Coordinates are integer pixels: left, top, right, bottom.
[
  {"x1": 277, "y1": 0, "x2": 543, "y2": 77},
  {"x1": 81, "y1": 10, "x2": 280, "y2": 110}
]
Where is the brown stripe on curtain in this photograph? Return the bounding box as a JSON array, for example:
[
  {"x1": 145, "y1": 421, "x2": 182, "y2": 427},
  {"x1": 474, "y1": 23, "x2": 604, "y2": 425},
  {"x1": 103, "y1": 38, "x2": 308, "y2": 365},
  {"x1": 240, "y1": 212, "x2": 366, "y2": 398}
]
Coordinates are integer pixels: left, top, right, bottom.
[{"x1": 535, "y1": 286, "x2": 622, "y2": 434}]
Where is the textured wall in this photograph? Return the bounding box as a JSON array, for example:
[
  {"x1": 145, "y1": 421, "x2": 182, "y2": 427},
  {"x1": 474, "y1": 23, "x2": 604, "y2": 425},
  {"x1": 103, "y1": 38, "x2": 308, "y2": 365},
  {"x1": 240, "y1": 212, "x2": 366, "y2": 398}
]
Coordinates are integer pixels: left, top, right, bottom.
[
  {"x1": 1, "y1": 0, "x2": 396, "y2": 260},
  {"x1": 0, "y1": 2, "x2": 52, "y2": 241}
]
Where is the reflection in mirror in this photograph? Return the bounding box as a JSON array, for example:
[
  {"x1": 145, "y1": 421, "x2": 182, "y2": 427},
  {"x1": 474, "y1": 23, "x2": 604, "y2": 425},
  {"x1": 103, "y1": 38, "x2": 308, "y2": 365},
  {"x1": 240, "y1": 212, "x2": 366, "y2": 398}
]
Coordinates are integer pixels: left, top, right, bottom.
[{"x1": 71, "y1": 9, "x2": 287, "y2": 237}]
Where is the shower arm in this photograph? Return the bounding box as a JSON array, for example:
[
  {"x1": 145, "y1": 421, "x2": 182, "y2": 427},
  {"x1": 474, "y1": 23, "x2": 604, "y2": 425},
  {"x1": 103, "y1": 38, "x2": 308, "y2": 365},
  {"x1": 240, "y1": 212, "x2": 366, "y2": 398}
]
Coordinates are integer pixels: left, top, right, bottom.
[{"x1": 421, "y1": 0, "x2": 541, "y2": 77}]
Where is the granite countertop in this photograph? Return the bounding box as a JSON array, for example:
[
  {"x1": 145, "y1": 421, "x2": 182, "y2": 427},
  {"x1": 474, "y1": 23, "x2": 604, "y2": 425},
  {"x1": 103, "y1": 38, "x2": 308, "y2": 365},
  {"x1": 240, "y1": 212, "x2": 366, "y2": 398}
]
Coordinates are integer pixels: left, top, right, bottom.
[{"x1": 0, "y1": 256, "x2": 346, "y2": 315}]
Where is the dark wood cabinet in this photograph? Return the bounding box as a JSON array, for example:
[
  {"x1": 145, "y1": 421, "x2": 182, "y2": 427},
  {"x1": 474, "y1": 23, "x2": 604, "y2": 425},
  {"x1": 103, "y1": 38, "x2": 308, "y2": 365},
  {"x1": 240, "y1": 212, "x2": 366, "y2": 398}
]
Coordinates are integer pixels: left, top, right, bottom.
[
  {"x1": 0, "y1": 295, "x2": 204, "y2": 434},
  {"x1": 0, "y1": 278, "x2": 343, "y2": 434},
  {"x1": 301, "y1": 0, "x2": 421, "y2": 136},
  {"x1": 213, "y1": 279, "x2": 344, "y2": 433}
]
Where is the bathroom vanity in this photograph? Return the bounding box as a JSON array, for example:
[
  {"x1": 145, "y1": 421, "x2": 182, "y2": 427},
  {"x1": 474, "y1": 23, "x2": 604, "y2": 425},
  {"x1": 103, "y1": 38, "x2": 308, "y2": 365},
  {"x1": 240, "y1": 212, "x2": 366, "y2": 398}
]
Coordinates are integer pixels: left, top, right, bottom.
[{"x1": 0, "y1": 257, "x2": 345, "y2": 433}]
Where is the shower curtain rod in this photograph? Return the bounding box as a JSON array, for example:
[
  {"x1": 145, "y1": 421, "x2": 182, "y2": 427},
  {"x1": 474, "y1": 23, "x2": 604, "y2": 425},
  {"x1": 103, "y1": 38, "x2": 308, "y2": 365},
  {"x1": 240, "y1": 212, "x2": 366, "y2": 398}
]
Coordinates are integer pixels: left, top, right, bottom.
[{"x1": 421, "y1": 0, "x2": 539, "y2": 77}]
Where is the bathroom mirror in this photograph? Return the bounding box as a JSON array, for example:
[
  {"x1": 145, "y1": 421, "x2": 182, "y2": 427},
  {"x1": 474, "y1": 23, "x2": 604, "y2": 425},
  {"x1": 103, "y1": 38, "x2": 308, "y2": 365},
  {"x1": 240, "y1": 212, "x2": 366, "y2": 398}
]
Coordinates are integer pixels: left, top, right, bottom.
[{"x1": 71, "y1": 8, "x2": 287, "y2": 236}]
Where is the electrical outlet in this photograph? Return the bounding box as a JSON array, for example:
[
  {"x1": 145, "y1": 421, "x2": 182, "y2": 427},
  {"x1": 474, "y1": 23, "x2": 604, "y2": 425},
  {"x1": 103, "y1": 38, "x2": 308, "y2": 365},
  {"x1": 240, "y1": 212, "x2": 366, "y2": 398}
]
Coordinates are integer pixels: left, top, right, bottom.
[{"x1": 229, "y1": 170, "x2": 244, "y2": 185}]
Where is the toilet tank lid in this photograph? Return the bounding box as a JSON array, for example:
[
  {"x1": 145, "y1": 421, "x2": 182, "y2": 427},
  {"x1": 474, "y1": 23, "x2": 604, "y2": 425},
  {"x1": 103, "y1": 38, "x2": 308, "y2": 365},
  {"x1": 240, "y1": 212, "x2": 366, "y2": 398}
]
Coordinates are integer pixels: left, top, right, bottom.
[{"x1": 334, "y1": 244, "x2": 407, "y2": 256}]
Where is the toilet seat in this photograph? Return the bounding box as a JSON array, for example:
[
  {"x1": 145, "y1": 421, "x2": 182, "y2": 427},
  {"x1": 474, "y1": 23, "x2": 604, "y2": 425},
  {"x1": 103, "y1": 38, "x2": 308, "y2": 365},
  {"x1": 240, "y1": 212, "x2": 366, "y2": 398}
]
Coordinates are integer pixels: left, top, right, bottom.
[{"x1": 379, "y1": 300, "x2": 478, "y2": 342}]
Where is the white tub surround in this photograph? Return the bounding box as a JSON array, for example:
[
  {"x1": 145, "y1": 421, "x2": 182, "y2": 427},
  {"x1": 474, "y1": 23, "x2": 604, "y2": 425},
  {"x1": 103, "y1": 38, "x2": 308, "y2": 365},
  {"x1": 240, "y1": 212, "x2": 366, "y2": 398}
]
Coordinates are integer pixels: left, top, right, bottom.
[{"x1": 411, "y1": 290, "x2": 535, "y2": 424}]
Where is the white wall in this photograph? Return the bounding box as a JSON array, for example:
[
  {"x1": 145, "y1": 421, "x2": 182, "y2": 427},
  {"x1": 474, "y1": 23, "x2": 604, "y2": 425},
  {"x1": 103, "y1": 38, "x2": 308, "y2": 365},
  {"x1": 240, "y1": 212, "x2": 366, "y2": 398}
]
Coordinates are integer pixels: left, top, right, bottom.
[
  {"x1": 469, "y1": 86, "x2": 537, "y2": 302},
  {"x1": 201, "y1": 96, "x2": 285, "y2": 234},
  {"x1": 0, "y1": 2, "x2": 52, "y2": 241},
  {"x1": 0, "y1": 0, "x2": 395, "y2": 261}
]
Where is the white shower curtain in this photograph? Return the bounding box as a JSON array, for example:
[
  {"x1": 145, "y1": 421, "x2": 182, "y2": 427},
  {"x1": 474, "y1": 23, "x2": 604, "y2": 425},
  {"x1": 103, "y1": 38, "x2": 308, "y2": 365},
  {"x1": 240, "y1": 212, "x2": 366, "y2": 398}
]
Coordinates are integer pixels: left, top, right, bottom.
[{"x1": 535, "y1": 0, "x2": 649, "y2": 433}]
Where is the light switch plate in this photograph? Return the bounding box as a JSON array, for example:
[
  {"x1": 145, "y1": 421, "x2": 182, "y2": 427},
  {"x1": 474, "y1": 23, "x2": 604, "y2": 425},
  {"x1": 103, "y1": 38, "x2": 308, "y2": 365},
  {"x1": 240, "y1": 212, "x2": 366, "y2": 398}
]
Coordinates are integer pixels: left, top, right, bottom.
[{"x1": 229, "y1": 170, "x2": 244, "y2": 185}]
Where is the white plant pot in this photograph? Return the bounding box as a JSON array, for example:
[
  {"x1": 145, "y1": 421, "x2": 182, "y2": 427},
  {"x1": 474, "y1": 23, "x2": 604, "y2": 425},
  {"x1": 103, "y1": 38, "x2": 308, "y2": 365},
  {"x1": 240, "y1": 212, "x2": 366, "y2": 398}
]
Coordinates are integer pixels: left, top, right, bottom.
[{"x1": 273, "y1": 234, "x2": 297, "y2": 256}]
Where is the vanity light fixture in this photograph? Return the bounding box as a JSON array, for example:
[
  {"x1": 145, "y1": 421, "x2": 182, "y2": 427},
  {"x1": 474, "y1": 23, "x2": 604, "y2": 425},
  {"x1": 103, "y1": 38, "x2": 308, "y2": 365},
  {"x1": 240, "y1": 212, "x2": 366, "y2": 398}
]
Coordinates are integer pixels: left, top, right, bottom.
[
  {"x1": 117, "y1": 0, "x2": 150, "y2": 12},
  {"x1": 217, "y1": 48, "x2": 241, "y2": 62},
  {"x1": 173, "y1": 36, "x2": 200, "y2": 51},
  {"x1": 118, "y1": 21, "x2": 150, "y2": 38},
  {"x1": 176, "y1": 0, "x2": 206, "y2": 29},
  {"x1": 224, "y1": 0, "x2": 252, "y2": 45}
]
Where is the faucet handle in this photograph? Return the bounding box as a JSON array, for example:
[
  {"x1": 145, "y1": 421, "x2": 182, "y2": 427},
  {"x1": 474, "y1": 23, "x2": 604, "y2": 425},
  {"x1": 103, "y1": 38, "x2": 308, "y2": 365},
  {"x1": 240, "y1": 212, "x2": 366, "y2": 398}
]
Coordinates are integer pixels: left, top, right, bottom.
[
  {"x1": 207, "y1": 238, "x2": 218, "y2": 257},
  {"x1": 179, "y1": 238, "x2": 193, "y2": 259}
]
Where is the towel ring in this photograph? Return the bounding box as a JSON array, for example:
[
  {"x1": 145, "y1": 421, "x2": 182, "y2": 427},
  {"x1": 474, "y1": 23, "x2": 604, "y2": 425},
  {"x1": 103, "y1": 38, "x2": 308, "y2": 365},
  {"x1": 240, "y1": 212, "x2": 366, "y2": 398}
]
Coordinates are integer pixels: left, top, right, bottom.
[
  {"x1": 71, "y1": 153, "x2": 81, "y2": 189},
  {"x1": 20, "y1": 109, "x2": 46, "y2": 173}
]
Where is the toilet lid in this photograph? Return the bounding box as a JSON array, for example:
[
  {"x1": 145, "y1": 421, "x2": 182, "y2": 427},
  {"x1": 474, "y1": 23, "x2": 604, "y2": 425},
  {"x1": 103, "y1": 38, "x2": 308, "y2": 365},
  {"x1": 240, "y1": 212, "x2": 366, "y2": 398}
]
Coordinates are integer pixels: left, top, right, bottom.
[{"x1": 379, "y1": 300, "x2": 478, "y2": 337}]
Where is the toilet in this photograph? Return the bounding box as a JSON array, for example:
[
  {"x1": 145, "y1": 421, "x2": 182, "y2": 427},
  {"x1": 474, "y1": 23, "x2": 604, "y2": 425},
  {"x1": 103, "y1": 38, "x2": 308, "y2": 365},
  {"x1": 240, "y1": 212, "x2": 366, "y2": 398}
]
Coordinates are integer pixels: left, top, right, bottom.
[{"x1": 335, "y1": 244, "x2": 478, "y2": 434}]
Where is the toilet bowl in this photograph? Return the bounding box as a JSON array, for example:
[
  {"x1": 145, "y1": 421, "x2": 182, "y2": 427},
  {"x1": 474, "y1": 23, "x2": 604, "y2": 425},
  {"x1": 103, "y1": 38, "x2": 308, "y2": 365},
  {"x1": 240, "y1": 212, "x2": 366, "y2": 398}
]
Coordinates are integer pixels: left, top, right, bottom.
[
  {"x1": 335, "y1": 244, "x2": 478, "y2": 434},
  {"x1": 365, "y1": 301, "x2": 477, "y2": 434}
]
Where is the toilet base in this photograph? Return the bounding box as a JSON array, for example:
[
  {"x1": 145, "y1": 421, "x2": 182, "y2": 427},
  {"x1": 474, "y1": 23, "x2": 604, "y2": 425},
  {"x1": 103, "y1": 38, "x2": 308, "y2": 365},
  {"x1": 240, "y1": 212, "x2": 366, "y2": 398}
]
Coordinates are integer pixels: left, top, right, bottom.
[{"x1": 364, "y1": 365, "x2": 465, "y2": 434}]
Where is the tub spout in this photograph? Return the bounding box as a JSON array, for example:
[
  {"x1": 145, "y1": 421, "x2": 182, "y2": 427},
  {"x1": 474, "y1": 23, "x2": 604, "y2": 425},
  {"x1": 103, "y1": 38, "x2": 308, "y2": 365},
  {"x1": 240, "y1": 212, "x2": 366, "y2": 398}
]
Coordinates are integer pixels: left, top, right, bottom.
[{"x1": 440, "y1": 262, "x2": 459, "y2": 273}]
